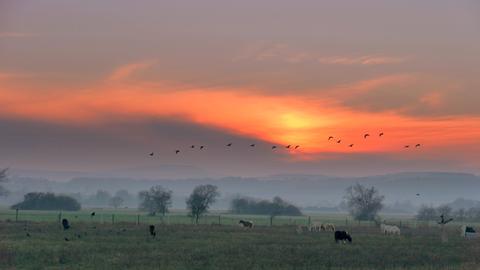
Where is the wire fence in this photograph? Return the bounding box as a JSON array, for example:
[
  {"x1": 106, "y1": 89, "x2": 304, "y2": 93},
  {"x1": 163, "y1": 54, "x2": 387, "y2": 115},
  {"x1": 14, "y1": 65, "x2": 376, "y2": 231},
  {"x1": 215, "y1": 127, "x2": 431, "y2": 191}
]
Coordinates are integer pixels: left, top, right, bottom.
[{"x1": 0, "y1": 209, "x2": 478, "y2": 228}]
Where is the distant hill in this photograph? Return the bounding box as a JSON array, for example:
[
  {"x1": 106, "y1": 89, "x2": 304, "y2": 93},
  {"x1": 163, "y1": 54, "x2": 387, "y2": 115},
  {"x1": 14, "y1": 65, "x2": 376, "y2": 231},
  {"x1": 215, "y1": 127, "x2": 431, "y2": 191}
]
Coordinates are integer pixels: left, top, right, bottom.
[{"x1": 2, "y1": 172, "x2": 479, "y2": 210}]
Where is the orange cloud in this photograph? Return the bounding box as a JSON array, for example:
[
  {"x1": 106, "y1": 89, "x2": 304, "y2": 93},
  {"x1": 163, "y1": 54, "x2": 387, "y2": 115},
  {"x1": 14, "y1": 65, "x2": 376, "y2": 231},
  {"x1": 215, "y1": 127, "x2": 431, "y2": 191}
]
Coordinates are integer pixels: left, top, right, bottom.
[
  {"x1": 318, "y1": 55, "x2": 406, "y2": 65},
  {"x1": 0, "y1": 64, "x2": 479, "y2": 158}
]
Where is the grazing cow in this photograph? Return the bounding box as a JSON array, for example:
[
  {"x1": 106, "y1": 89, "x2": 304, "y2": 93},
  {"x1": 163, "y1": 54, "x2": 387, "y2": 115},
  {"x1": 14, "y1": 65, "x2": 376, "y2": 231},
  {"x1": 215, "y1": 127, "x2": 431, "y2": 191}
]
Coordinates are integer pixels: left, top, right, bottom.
[
  {"x1": 325, "y1": 223, "x2": 336, "y2": 232},
  {"x1": 239, "y1": 220, "x2": 254, "y2": 229},
  {"x1": 149, "y1": 225, "x2": 156, "y2": 238},
  {"x1": 334, "y1": 231, "x2": 352, "y2": 244},
  {"x1": 296, "y1": 225, "x2": 309, "y2": 234},
  {"x1": 380, "y1": 224, "x2": 401, "y2": 236},
  {"x1": 61, "y1": 219, "x2": 70, "y2": 230}
]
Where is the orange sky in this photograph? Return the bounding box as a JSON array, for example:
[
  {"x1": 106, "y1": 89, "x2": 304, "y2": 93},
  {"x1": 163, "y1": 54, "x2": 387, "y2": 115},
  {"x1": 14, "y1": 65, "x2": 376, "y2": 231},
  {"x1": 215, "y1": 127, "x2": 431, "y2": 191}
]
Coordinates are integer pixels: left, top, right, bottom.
[{"x1": 0, "y1": 0, "x2": 479, "y2": 176}]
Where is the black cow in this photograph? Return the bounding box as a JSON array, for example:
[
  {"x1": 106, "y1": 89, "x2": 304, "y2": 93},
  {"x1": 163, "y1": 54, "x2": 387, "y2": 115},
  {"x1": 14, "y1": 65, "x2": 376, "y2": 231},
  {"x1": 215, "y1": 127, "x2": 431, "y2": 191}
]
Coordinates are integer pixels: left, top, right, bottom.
[
  {"x1": 149, "y1": 225, "x2": 156, "y2": 238},
  {"x1": 239, "y1": 220, "x2": 254, "y2": 228},
  {"x1": 62, "y1": 219, "x2": 70, "y2": 230},
  {"x1": 334, "y1": 231, "x2": 352, "y2": 244}
]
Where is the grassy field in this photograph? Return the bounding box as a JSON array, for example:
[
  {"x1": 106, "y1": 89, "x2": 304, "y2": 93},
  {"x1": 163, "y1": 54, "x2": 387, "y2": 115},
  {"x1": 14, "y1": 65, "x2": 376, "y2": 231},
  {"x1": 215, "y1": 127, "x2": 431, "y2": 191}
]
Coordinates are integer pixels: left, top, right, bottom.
[{"x1": 0, "y1": 209, "x2": 479, "y2": 270}]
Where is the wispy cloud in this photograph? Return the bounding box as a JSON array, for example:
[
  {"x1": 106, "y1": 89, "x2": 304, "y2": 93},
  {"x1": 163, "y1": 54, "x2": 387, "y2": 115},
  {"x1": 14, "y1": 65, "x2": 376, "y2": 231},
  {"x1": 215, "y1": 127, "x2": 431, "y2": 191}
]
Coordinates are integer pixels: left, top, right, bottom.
[
  {"x1": 234, "y1": 42, "x2": 406, "y2": 66},
  {"x1": 0, "y1": 32, "x2": 38, "y2": 38},
  {"x1": 107, "y1": 60, "x2": 156, "y2": 82}
]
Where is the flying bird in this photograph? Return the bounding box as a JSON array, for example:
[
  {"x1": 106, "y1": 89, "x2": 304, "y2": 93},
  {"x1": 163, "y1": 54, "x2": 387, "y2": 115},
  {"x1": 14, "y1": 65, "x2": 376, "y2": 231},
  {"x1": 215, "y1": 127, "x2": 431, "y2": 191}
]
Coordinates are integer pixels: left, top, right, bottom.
[
  {"x1": 379, "y1": 132, "x2": 384, "y2": 137},
  {"x1": 416, "y1": 193, "x2": 420, "y2": 196},
  {"x1": 337, "y1": 140, "x2": 342, "y2": 144},
  {"x1": 250, "y1": 144, "x2": 255, "y2": 147},
  {"x1": 191, "y1": 145, "x2": 195, "y2": 149},
  {"x1": 349, "y1": 144, "x2": 354, "y2": 147},
  {"x1": 286, "y1": 145, "x2": 291, "y2": 149},
  {"x1": 149, "y1": 152, "x2": 154, "y2": 157},
  {"x1": 415, "y1": 144, "x2": 421, "y2": 148},
  {"x1": 200, "y1": 146, "x2": 204, "y2": 150},
  {"x1": 404, "y1": 145, "x2": 410, "y2": 148},
  {"x1": 272, "y1": 146, "x2": 277, "y2": 149},
  {"x1": 175, "y1": 150, "x2": 180, "y2": 154},
  {"x1": 364, "y1": 134, "x2": 370, "y2": 139},
  {"x1": 294, "y1": 145, "x2": 300, "y2": 149},
  {"x1": 328, "y1": 136, "x2": 334, "y2": 140},
  {"x1": 226, "y1": 143, "x2": 232, "y2": 147}
]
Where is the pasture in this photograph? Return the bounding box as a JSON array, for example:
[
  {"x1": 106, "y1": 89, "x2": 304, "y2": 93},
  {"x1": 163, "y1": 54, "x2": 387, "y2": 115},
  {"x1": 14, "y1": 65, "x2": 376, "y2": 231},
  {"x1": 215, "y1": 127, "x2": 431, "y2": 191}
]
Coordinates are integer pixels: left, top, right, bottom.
[{"x1": 0, "y1": 209, "x2": 479, "y2": 270}]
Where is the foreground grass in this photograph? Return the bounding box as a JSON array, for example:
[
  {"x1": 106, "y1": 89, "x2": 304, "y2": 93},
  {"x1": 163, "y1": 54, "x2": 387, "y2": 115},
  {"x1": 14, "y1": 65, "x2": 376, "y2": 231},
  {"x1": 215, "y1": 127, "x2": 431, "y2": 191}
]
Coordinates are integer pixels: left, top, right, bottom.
[{"x1": 0, "y1": 221, "x2": 479, "y2": 270}]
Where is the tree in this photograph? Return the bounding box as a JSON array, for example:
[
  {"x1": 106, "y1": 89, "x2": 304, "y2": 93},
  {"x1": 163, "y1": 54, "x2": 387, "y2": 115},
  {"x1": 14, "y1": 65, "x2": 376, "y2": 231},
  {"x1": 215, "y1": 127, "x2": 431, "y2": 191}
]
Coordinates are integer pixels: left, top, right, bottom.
[
  {"x1": 0, "y1": 168, "x2": 9, "y2": 196},
  {"x1": 94, "y1": 190, "x2": 112, "y2": 206},
  {"x1": 109, "y1": 196, "x2": 124, "y2": 209},
  {"x1": 230, "y1": 196, "x2": 302, "y2": 216},
  {"x1": 12, "y1": 192, "x2": 81, "y2": 211},
  {"x1": 138, "y1": 185, "x2": 172, "y2": 216},
  {"x1": 436, "y1": 205, "x2": 452, "y2": 219},
  {"x1": 344, "y1": 183, "x2": 384, "y2": 221},
  {"x1": 416, "y1": 205, "x2": 438, "y2": 221},
  {"x1": 186, "y1": 184, "x2": 219, "y2": 224}
]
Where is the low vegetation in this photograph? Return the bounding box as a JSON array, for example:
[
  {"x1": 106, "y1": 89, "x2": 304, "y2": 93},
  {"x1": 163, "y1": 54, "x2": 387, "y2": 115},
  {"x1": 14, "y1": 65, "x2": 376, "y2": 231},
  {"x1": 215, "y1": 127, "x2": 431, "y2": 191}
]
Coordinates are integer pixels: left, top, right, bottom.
[{"x1": 11, "y1": 192, "x2": 81, "y2": 211}]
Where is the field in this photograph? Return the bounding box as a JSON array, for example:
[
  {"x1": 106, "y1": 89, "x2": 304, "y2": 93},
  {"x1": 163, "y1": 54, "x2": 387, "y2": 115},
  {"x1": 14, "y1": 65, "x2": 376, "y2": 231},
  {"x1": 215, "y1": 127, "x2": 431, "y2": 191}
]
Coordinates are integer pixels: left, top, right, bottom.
[{"x1": 0, "y1": 209, "x2": 479, "y2": 270}]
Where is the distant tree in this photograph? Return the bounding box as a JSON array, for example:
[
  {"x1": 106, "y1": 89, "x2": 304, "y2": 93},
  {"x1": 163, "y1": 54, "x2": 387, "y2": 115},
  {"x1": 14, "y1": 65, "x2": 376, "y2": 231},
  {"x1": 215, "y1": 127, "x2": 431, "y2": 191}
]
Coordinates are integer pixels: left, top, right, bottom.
[
  {"x1": 230, "y1": 196, "x2": 302, "y2": 216},
  {"x1": 138, "y1": 185, "x2": 172, "y2": 216},
  {"x1": 93, "y1": 190, "x2": 112, "y2": 206},
  {"x1": 453, "y1": 208, "x2": 466, "y2": 221},
  {"x1": 416, "y1": 205, "x2": 438, "y2": 221},
  {"x1": 109, "y1": 196, "x2": 124, "y2": 209},
  {"x1": 186, "y1": 184, "x2": 219, "y2": 224},
  {"x1": 12, "y1": 192, "x2": 81, "y2": 211},
  {"x1": 0, "y1": 168, "x2": 9, "y2": 196},
  {"x1": 436, "y1": 205, "x2": 452, "y2": 219},
  {"x1": 344, "y1": 183, "x2": 384, "y2": 221}
]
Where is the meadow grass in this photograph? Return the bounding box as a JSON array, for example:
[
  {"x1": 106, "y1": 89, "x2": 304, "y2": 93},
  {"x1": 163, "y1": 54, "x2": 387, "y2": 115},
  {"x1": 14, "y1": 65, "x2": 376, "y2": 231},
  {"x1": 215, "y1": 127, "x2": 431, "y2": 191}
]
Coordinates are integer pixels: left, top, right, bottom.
[{"x1": 0, "y1": 211, "x2": 479, "y2": 270}]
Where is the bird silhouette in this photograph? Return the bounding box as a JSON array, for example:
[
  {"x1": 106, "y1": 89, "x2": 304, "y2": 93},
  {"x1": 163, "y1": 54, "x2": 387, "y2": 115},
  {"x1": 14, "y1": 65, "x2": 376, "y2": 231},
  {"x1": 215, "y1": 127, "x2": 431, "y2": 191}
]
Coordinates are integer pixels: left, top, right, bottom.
[
  {"x1": 149, "y1": 152, "x2": 154, "y2": 157},
  {"x1": 286, "y1": 145, "x2": 291, "y2": 149},
  {"x1": 226, "y1": 143, "x2": 232, "y2": 147},
  {"x1": 364, "y1": 134, "x2": 370, "y2": 139},
  {"x1": 64, "y1": 237, "x2": 70, "y2": 242},
  {"x1": 200, "y1": 146, "x2": 204, "y2": 150},
  {"x1": 175, "y1": 150, "x2": 180, "y2": 154},
  {"x1": 415, "y1": 144, "x2": 421, "y2": 148},
  {"x1": 349, "y1": 144, "x2": 354, "y2": 147},
  {"x1": 404, "y1": 145, "x2": 410, "y2": 148},
  {"x1": 328, "y1": 136, "x2": 334, "y2": 140},
  {"x1": 294, "y1": 145, "x2": 300, "y2": 149},
  {"x1": 250, "y1": 144, "x2": 255, "y2": 147},
  {"x1": 416, "y1": 193, "x2": 420, "y2": 196},
  {"x1": 272, "y1": 146, "x2": 277, "y2": 149},
  {"x1": 191, "y1": 145, "x2": 195, "y2": 149},
  {"x1": 337, "y1": 140, "x2": 342, "y2": 144},
  {"x1": 91, "y1": 212, "x2": 95, "y2": 217},
  {"x1": 379, "y1": 132, "x2": 384, "y2": 137}
]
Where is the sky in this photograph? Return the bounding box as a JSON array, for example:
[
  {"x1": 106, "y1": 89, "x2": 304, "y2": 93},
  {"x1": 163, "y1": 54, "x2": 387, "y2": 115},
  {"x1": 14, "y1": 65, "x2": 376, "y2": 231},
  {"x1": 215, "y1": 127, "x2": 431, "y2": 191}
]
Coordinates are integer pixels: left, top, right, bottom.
[{"x1": 0, "y1": 0, "x2": 479, "y2": 178}]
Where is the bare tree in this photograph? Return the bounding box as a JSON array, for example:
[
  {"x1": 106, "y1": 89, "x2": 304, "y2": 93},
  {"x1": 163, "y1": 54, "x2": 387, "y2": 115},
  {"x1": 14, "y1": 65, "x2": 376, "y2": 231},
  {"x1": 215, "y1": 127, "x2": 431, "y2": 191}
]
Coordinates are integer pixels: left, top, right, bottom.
[
  {"x1": 344, "y1": 183, "x2": 384, "y2": 221},
  {"x1": 138, "y1": 185, "x2": 172, "y2": 216},
  {"x1": 186, "y1": 184, "x2": 219, "y2": 224},
  {"x1": 109, "y1": 196, "x2": 124, "y2": 209},
  {"x1": 0, "y1": 168, "x2": 9, "y2": 196}
]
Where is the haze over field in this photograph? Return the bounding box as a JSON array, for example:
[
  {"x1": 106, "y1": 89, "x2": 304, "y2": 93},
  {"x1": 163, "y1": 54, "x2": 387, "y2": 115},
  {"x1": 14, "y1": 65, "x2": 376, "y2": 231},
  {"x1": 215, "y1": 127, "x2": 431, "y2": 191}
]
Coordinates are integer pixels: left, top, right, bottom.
[{"x1": 1, "y1": 1, "x2": 479, "y2": 179}]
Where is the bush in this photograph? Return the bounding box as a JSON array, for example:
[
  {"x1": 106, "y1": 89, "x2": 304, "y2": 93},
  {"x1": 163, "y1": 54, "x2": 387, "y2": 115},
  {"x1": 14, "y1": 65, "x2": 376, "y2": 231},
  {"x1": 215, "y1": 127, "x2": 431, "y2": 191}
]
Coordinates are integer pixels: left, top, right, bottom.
[
  {"x1": 11, "y1": 192, "x2": 81, "y2": 211},
  {"x1": 231, "y1": 196, "x2": 302, "y2": 216}
]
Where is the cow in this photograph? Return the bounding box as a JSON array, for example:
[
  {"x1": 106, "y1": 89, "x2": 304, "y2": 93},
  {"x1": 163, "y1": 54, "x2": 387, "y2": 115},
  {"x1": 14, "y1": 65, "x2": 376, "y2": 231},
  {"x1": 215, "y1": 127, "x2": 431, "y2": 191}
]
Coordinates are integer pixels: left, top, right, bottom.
[
  {"x1": 334, "y1": 231, "x2": 352, "y2": 244},
  {"x1": 296, "y1": 225, "x2": 309, "y2": 234},
  {"x1": 239, "y1": 220, "x2": 254, "y2": 229},
  {"x1": 62, "y1": 219, "x2": 70, "y2": 230},
  {"x1": 149, "y1": 225, "x2": 156, "y2": 238}
]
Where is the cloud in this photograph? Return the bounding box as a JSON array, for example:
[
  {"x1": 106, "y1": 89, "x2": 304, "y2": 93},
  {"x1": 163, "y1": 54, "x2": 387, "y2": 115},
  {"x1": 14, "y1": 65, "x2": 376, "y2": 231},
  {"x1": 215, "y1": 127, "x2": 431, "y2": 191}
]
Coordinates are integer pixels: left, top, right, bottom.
[
  {"x1": 234, "y1": 42, "x2": 406, "y2": 66},
  {"x1": 0, "y1": 32, "x2": 38, "y2": 38},
  {"x1": 107, "y1": 60, "x2": 156, "y2": 82},
  {"x1": 318, "y1": 55, "x2": 406, "y2": 65}
]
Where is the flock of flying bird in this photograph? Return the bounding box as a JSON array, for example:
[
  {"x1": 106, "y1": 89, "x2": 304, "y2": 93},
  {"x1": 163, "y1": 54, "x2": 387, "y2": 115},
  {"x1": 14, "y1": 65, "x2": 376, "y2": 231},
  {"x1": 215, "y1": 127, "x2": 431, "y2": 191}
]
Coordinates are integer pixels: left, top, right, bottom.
[{"x1": 148, "y1": 132, "x2": 422, "y2": 157}]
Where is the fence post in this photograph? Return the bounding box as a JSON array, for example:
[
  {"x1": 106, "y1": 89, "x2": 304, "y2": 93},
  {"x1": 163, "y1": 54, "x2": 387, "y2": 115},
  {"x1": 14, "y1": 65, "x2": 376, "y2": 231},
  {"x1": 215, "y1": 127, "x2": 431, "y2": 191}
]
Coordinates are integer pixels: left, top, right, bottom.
[
  {"x1": 218, "y1": 215, "x2": 221, "y2": 225},
  {"x1": 15, "y1": 208, "x2": 18, "y2": 222},
  {"x1": 137, "y1": 214, "x2": 140, "y2": 225},
  {"x1": 345, "y1": 218, "x2": 348, "y2": 226},
  {"x1": 58, "y1": 212, "x2": 62, "y2": 224},
  {"x1": 308, "y1": 216, "x2": 311, "y2": 226}
]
